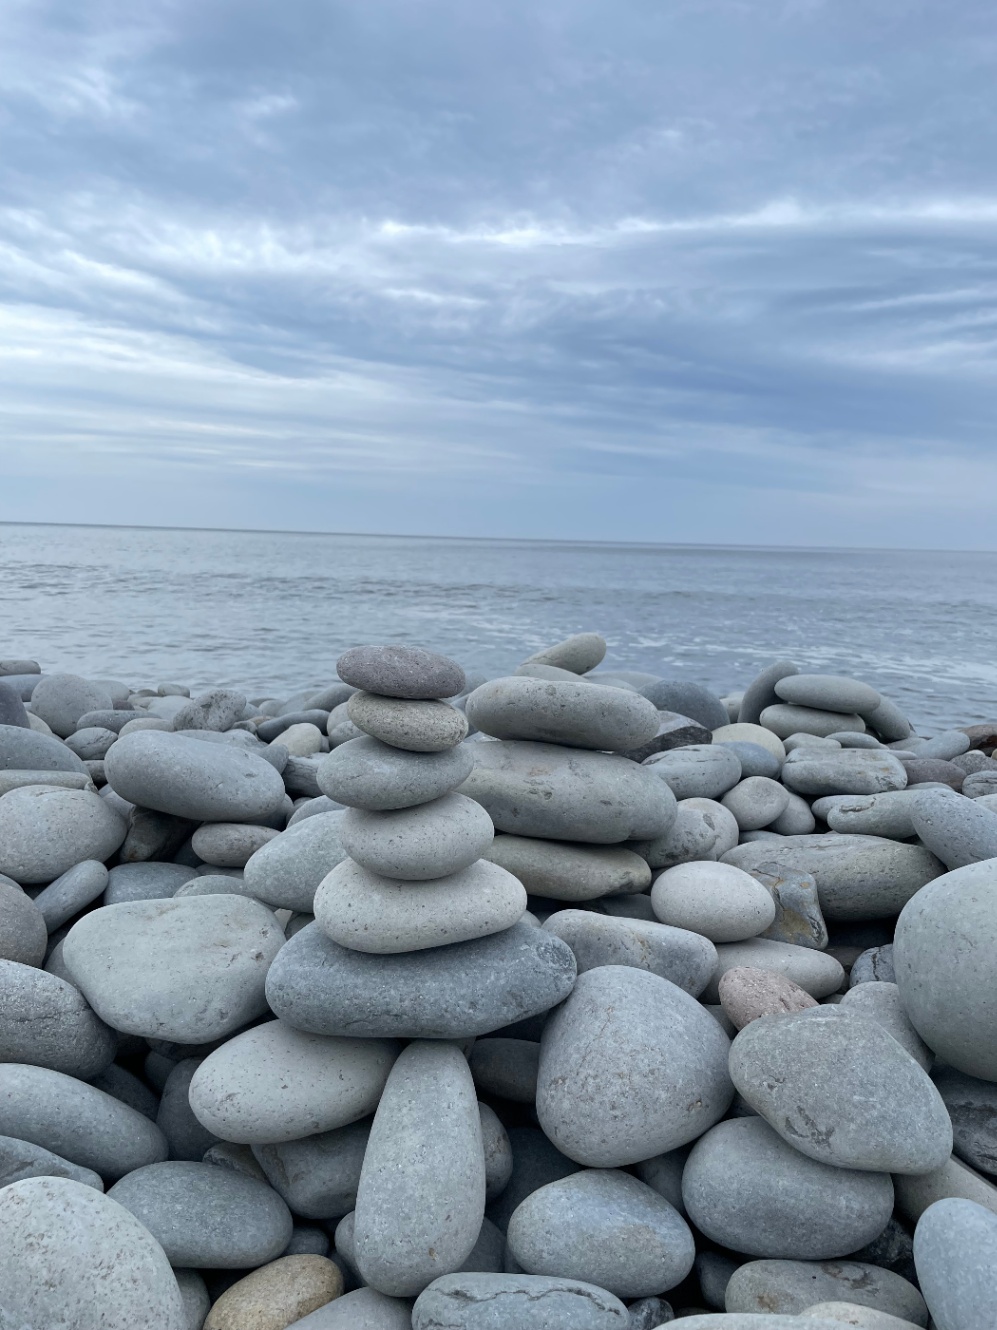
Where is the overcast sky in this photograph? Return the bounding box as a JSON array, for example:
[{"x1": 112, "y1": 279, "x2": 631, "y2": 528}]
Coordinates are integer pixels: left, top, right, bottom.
[{"x1": 1, "y1": 0, "x2": 996, "y2": 545}]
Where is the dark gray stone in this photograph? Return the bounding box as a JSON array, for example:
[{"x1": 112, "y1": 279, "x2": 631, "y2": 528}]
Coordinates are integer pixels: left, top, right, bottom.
[
  {"x1": 337, "y1": 645, "x2": 465, "y2": 700},
  {"x1": 716, "y1": 741, "x2": 781, "y2": 778},
  {"x1": 619, "y1": 712, "x2": 712, "y2": 763},
  {"x1": 932, "y1": 1067, "x2": 997, "y2": 1177},
  {"x1": 850, "y1": 944, "x2": 895, "y2": 986},
  {"x1": 486, "y1": 1126, "x2": 581, "y2": 1232},
  {"x1": 0, "y1": 881, "x2": 48, "y2": 965},
  {"x1": 253, "y1": 1118, "x2": 370, "y2": 1220},
  {"x1": 105, "y1": 861, "x2": 193, "y2": 904},
  {"x1": 469, "y1": 1039, "x2": 540, "y2": 1104},
  {"x1": 156, "y1": 1059, "x2": 220, "y2": 1162},
  {"x1": 639, "y1": 681, "x2": 729, "y2": 732}
]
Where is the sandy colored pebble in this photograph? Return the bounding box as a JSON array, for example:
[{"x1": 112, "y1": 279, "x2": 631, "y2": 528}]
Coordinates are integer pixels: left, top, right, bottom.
[{"x1": 203, "y1": 1254, "x2": 343, "y2": 1329}]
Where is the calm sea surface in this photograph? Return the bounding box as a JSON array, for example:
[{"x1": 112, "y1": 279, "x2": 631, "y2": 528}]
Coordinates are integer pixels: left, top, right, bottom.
[{"x1": 1, "y1": 523, "x2": 995, "y2": 733}]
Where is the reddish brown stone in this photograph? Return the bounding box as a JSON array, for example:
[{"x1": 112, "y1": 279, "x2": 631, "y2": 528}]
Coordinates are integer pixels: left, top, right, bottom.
[{"x1": 718, "y1": 965, "x2": 819, "y2": 1030}]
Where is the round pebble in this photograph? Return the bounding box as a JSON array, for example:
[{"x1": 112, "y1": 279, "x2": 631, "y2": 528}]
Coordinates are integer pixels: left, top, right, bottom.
[
  {"x1": 721, "y1": 775, "x2": 790, "y2": 829},
  {"x1": 0, "y1": 785, "x2": 126, "y2": 884},
  {"x1": 651, "y1": 861, "x2": 776, "y2": 943}
]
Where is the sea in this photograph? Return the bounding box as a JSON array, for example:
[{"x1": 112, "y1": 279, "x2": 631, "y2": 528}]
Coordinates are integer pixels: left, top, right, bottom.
[{"x1": 1, "y1": 523, "x2": 995, "y2": 734}]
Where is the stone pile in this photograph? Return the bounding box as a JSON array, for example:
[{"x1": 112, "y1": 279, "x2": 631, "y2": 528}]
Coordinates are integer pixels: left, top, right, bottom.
[{"x1": 0, "y1": 642, "x2": 997, "y2": 1330}]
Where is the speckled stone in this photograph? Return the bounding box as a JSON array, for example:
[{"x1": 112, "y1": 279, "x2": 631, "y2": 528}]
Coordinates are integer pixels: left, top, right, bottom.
[
  {"x1": 31, "y1": 674, "x2": 114, "y2": 737},
  {"x1": 484, "y1": 836, "x2": 650, "y2": 901},
  {"x1": 718, "y1": 966, "x2": 819, "y2": 1029},
  {"x1": 913, "y1": 1196, "x2": 997, "y2": 1330},
  {"x1": 0, "y1": 785, "x2": 126, "y2": 884},
  {"x1": 191, "y1": 822, "x2": 280, "y2": 867},
  {"x1": 721, "y1": 776, "x2": 790, "y2": 829},
  {"x1": 761, "y1": 704, "x2": 867, "y2": 740},
  {"x1": 466, "y1": 677, "x2": 661, "y2": 752},
  {"x1": 0, "y1": 724, "x2": 87, "y2": 773},
  {"x1": 337, "y1": 645, "x2": 465, "y2": 700},
  {"x1": 339, "y1": 792, "x2": 494, "y2": 880},
  {"x1": 0, "y1": 959, "x2": 116, "y2": 1077},
  {"x1": 703, "y1": 937, "x2": 843, "y2": 1003},
  {"x1": 348, "y1": 692, "x2": 469, "y2": 752},
  {"x1": 782, "y1": 749, "x2": 908, "y2": 797},
  {"x1": 287, "y1": 1286, "x2": 412, "y2": 1328},
  {"x1": 252, "y1": 1118, "x2": 371, "y2": 1220},
  {"x1": 651, "y1": 861, "x2": 776, "y2": 943},
  {"x1": 0, "y1": 880, "x2": 48, "y2": 965},
  {"x1": 839, "y1": 982, "x2": 932, "y2": 1070},
  {"x1": 542, "y1": 910, "x2": 717, "y2": 995},
  {"x1": 0, "y1": 1134, "x2": 104, "y2": 1191},
  {"x1": 724, "y1": 1260, "x2": 927, "y2": 1324},
  {"x1": 31, "y1": 858, "x2": 108, "y2": 930},
  {"x1": 628, "y1": 798, "x2": 737, "y2": 868},
  {"x1": 412, "y1": 1273, "x2": 629, "y2": 1330},
  {"x1": 909, "y1": 786, "x2": 997, "y2": 869},
  {"x1": 318, "y1": 734, "x2": 474, "y2": 809},
  {"x1": 203, "y1": 1255, "x2": 343, "y2": 1329},
  {"x1": 644, "y1": 744, "x2": 742, "y2": 800},
  {"x1": 242, "y1": 810, "x2": 347, "y2": 912}
]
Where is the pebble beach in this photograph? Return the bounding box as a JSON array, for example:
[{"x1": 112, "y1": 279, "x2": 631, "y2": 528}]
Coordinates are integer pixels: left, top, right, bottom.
[{"x1": 1, "y1": 635, "x2": 996, "y2": 1330}]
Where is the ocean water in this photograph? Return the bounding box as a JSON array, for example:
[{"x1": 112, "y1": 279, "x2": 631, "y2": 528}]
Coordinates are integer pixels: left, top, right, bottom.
[{"x1": 1, "y1": 523, "x2": 995, "y2": 733}]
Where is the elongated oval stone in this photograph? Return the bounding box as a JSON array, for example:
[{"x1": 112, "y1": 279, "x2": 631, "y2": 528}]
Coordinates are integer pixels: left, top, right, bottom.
[{"x1": 465, "y1": 678, "x2": 661, "y2": 752}]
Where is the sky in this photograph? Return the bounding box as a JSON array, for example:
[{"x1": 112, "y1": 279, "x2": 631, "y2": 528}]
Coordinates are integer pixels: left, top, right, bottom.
[{"x1": 1, "y1": 0, "x2": 996, "y2": 546}]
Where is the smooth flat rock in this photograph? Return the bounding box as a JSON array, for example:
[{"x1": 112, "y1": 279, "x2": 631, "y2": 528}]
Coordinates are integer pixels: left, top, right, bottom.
[
  {"x1": 507, "y1": 1167, "x2": 695, "y2": 1298},
  {"x1": 106, "y1": 730, "x2": 286, "y2": 822},
  {"x1": 203, "y1": 1254, "x2": 343, "y2": 1329},
  {"x1": 913, "y1": 1196, "x2": 997, "y2": 1330},
  {"x1": 0, "y1": 1176, "x2": 186, "y2": 1329},
  {"x1": 894, "y1": 858, "x2": 997, "y2": 1080},
  {"x1": 717, "y1": 740, "x2": 782, "y2": 779},
  {"x1": 863, "y1": 694, "x2": 913, "y2": 742},
  {"x1": 525, "y1": 633, "x2": 607, "y2": 674},
  {"x1": 683, "y1": 1116, "x2": 894, "y2": 1259},
  {"x1": 718, "y1": 966, "x2": 818, "y2": 1028},
  {"x1": 108, "y1": 1160, "x2": 293, "y2": 1268},
  {"x1": 651, "y1": 861, "x2": 776, "y2": 942},
  {"x1": 537, "y1": 966, "x2": 732, "y2": 1166},
  {"x1": 286, "y1": 1285, "x2": 411, "y2": 1328},
  {"x1": 484, "y1": 835, "x2": 650, "y2": 901},
  {"x1": 105, "y1": 860, "x2": 193, "y2": 903},
  {"x1": 542, "y1": 910, "x2": 717, "y2": 995},
  {"x1": 782, "y1": 750, "x2": 907, "y2": 797},
  {"x1": 31, "y1": 858, "x2": 108, "y2": 930},
  {"x1": 932, "y1": 1067, "x2": 997, "y2": 1176},
  {"x1": 0, "y1": 1133, "x2": 104, "y2": 1190},
  {"x1": 318, "y1": 734, "x2": 474, "y2": 809},
  {"x1": 337, "y1": 645, "x2": 465, "y2": 699},
  {"x1": 643, "y1": 744, "x2": 742, "y2": 800},
  {"x1": 749, "y1": 864, "x2": 828, "y2": 949},
  {"x1": 243, "y1": 811, "x2": 347, "y2": 912},
  {"x1": 802, "y1": 1307, "x2": 923, "y2": 1329},
  {"x1": 0, "y1": 1062, "x2": 168, "y2": 1180},
  {"x1": 348, "y1": 691, "x2": 469, "y2": 751},
  {"x1": 461, "y1": 740, "x2": 676, "y2": 843},
  {"x1": 825, "y1": 791, "x2": 919, "y2": 838},
  {"x1": 252, "y1": 1118, "x2": 371, "y2": 1220},
  {"x1": 340, "y1": 792, "x2": 494, "y2": 880},
  {"x1": 188, "y1": 1021, "x2": 395, "y2": 1145},
  {"x1": 0, "y1": 959, "x2": 116, "y2": 1077},
  {"x1": 722, "y1": 835, "x2": 943, "y2": 921},
  {"x1": 63, "y1": 895, "x2": 285, "y2": 1043},
  {"x1": 775, "y1": 674, "x2": 881, "y2": 715},
  {"x1": 65, "y1": 725, "x2": 119, "y2": 760},
  {"x1": 412, "y1": 1272, "x2": 629, "y2": 1330},
  {"x1": 192, "y1": 822, "x2": 280, "y2": 867},
  {"x1": 31, "y1": 673, "x2": 114, "y2": 737},
  {"x1": 267, "y1": 919, "x2": 576, "y2": 1038},
  {"x1": 640, "y1": 680, "x2": 728, "y2": 731},
  {"x1": 894, "y1": 1155, "x2": 997, "y2": 1224},
  {"x1": 0, "y1": 768, "x2": 93, "y2": 798},
  {"x1": 354, "y1": 1042, "x2": 485, "y2": 1296},
  {"x1": 0, "y1": 784, "x2": 125, "y2": 883},
  {"x1": 909, "y1": 786, "x2": 997, "y2": 868},
  {"x1": 761, "y1": 704, "x2": 867, "y2": 739},
  {"x1": 730, "y1": 1007, "x2": 953, "y2": 1174},
  {"x1": 738, "y1": 660, "x2": 800, "y2": 725},
  {"x1": 721, "y1": 775, "x2": 790, "y2": 829},
  {"x1": 314, "y1": 857, "x2": 526, "y2": 953},
  {"x1": 0, "y1": 879, "x2": 48, "y2": 965},
  {"x1": 714, "y1": 721, "x2": 788, "y2": 761},
  {"x1": 704, "y1": 937, "x2": 843, "y2": 1002},
  {"x1": 466, "y1": 678, "x2": 661, "y2": 752},
  {"x1": 725, "y1": 1260, "x2": 927, "y2": 1324},
  {"x1": 839, "y1": 982, "x2": 932, "y2": 1069}
]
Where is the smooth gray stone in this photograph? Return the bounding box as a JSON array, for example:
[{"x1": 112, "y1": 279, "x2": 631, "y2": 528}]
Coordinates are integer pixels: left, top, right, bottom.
[
  {"x1": 172, "y1": 873, "x2": 254, "y2": 900},
  {"x1": 0, "y1": 768, "x2": 94, "y2": 798},
  {"x1": 0, "y1": 1063, "x2": 168, "y2": 1180},
  {"x1": 703, "y1": 937, "x2": 843, "y2": 1002},
  {"x1": 525, "y1": 633, "x2": 607, "y2": 674},
  {"x1": 32, "y1": 858, "x2": 107, "y2": 930},
  {"x1": 850, "y1": 1214, "x2": 917, "y2": 1283},
  {"x1": 894, "y1": 858, "x2": 997, "y2": 1080},
  {"x1": 105, "y1": 861, "x2": 193, "y2": 903},
  {"x1": 288, "y1": 1285, "x2": 412, "y2": 1329},
  {"x1": 354, "y1": 1042, "x2": 485, "y2": 1296},
  {"x1": 119, "y1": 807, "x2": 199, "y2": 864},
  {"x1": 466, "y1": 678, "x2": 660, "y2": 754},
  {"x1": 338, "y1": 645, "x2": 465, "y2": 700},
  {"x1": 850, "y1": 944, "x2": 895, "y2": 986},
  {"x1": 287, "y1": 794, "x2": 343, "y2": 824},
  {"x1": 107, "y1": 1160, "x2": 293, "y2": 1268},
  {"x1": 0, "y1": 880, "x2": 48, "y2": 965},
  {"x1": 769, "y1": 790, "x2": 817, "y2": 835},
  {"x1": 682, "y1": 1116, "x2": 894, "y2": 1259},
  {"x1": 202, "y1": 1141, "x2": 268, "y2": 1181},
  {"x1": 762, "y1": 704, "x2": 867, "y2": 739},
  {"x1": 65, "y1": 725, "x2": 118, "y2": 760},
  {"x1": 696, "y1": 1250, "x2": 740, "y2": 1310},
  {"x1": 0, "y1": 785, "x2": 126, "y2": 884},
  {"x1": 105, "y1": 730, "x2": 286, "y2": 822},
  {"x1": 507, "y1": 1168, "x2": 694, "y2": 1299},
  {"x1": 63, "y1": 895, "x2": 285, "y2": 1043},
  {"x1": 0, "y1": 679, "x2": 30, "y2": 727},
  {"x1": 190, "y1": 821, "x2": 279, "y2": 868},
  {"x1": 282, "y1": 1225, "x2": 330, "y2": 1256},
  {"x1": 748, "y1": 864, "x2": 828, "y2": 949},
  {"x1": 242, "y1": 810, "x2": 347, "y2": 912},
  {"x1": 963, "y1": 770, "x2": 997, "y2": 798},
  {"x1": 283, "y1": 753, "x2": 325, "y2": 796},
  {"x1": 176, "y1": 1268, "x2": 211, "y2": 1329},
  {"x1": 644, "y1": 744, "x2": 742, "y2": 800},
  {"x1": 639, "y1": 680, "x2": 728, "y2": 731},
  {"x1": 348, "y1": 691, "x2": 469, "y2": 752},
  {"x1": 0, "y1": 1176, "x2": 187, "y2": 1330},
  {"x1": 304, "y1": 682, "x2": 356, "y2": 711},
  {"x1": 479, "y1": 1103, "x2": 513, "y2": 1202},
  {"x1": 269, "y1": 920, "x2": 576, "y2": 1039},
  {"x1": 89, "y1": 1063, "x2": 160, "y2": 1120},
  {"x1": 0, "y1": 672, "x2": 46, "y2": 700},
  {"x1": 932, "y1": 1068, "x2": 997, "y2": 1177},
  {"x1": 318, "y1": 734, "x2": 474, "y2": 810},
  {"x1": 725, "y1": 1260, "x2": 927, "y2": 1324},
  {"x1": 894, "y1": 1156, "x2": 997, "y2": 1226},
  {"x1": 909, "y1": 786, "x2": 997, "y2": 868},
  {"x1": 76, "y1": 709, "x2": 144, "y2": 732},
  {"x1": 31, "y1": 674, "x2": 114, "y2": 737},
  {"x1": 863, "y1": 695, "x2": 913, "y2": 742},
  {"x1": 917, "y1": 730, "x2": 971, "y2": 761},
  {"x1": 630, "y1": 798, "x2": 737, "y2": 868},
  {"x1": 485, "y1": 836, "x2": 650, "y2": 902},
  {"x1": 722, "y1": 835, "x2": 943, "y2": 921},
  {"x1": 461, "y1": 741, "x2": 677, "y2": 844},
  {"x1": 0, "y1": 660, "x2": 40, "y2": 676},
  {"x1": 738, "y1": 661, "x2": 799, "y2": 726},
  {"x1": 775, "y1": 674, "x2": 881, "y2": 715},
  {"x1": 169, "y1": 688, "x2": 247, "y2": 733},
  {"x1": 626, "y1": 1296, "x2": 674, "y2": 1328},
  {"x1": 413, "y1": 1272, "x2": 629, "y2": 1330},
  {"x1": 651, "y1": 861, "x2": 776, "y2": 943},
  {"x1": 953, "y1": 751, "x2": 997, "y2": 776},
  {"x1": 515, "y1": 661, "x2": 583, "y2": 683},
  {"x1": 825, "y1": 790, "x2": 919, "y2": 838},
  {"x1": 256, "y1": 710, "x2": 330, "y2": 742},
  {"x1": 486, "y1": 1125, "x2": 580, "y2": 1231},
  {"x1": 253, "y1": 1118, "x2": 370, "y2": 1220},
  {"x1": 340, "y1": 792, "x2": 494, "y2": 881},
  {"x1": 156, "y1": 1059, "x2": 220, "y2": 1162},
  {"x1": 829, "y1": 730, "x2": 886, "y2": 748},
  {"x1": 0, "y1": 1133, "x2": 104, "y2": 1190},
  {"x1": 0, "y1": 959, "x2": 115, "y2": 1077},
  {"x1": 469, "y1": 1038, "x2": 539, "y2": 1104},
  {"x1": 716, "y1": 740, "x2": 781, "y2": 778},
  {"x1": 632, "y1": 1147, "x2": 689, "y2": 1216},
  {"x1": 537, "y1": 966, "x2": 732, "y2": 1167},
  {"x1": 721, "y1": 776, "x2": 790, "y2": 830},
  {"x1": 730, "y1": 1007, "x2": 952, "y2": 1174},
  {"x1": 914, "y1": 1196, "x2": 997, "y2": 1330},
  {"x1": 840, "y1": 982, "x2": 932, "y2": 1069},
  {"x1": 542, "y1": 910, "x2": 717, "y2": 995},
  {"x1": 782, "y1": 750, "x2": 908, "y2": 797}
]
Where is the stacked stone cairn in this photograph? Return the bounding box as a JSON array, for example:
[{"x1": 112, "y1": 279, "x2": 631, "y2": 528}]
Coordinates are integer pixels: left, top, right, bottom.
[{"x1": 0, "y1": 643, "x2": 997, "y2": 1329}]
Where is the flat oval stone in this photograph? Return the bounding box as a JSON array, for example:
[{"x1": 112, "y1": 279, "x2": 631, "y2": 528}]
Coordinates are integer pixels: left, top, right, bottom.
[
  {"x1": 644, "y1": 744, "x2": 742, "y2": 800},
  {"x1": 31, "y1": 858, "x2": 108, "y2": 930},
  {"x1": 909, "y1": 786, "x2": 997, "y2": 869},
  {"x1": 802, "y1": 1307, "x2": 923, "y2": 1329},
  {"x1": 413, "y1": 1273, "x2": 628, "y2": 1330},
  {"x1": 65, "y1": 725, "x2": 118, "y2": 760},
  {"x1": 537, "y1": 966, "x2": 732, "y2": 1167},
  {"x1": 108, "y1": 1160, "x2": 293, "y2": 1268},
  {"x1": 683, "y1": 1117, "x2": 894, "y2": 1259},
  {"x1": 465, "y1": 678, "x2": 661, "y2": 752},
  {"x1": 651, "y1": 862, "x2": 776, "y2": 942},
  {"x1": 723, "y1": 835, "x2": 943, "y2": 921},
  {"x1": 267, "y1": 919, "x2": 576, "y2": 1038},
  {"x1": 782, "y1": 750, "x2": 908, "y2": 797},
  {"x1": 725, "y1": 1260, "x2": 927, "y2": 1324},
  {"x1": 203, "y1": 1254, "x2": 342, "y2": 1329},
  {"x1": 340, "y1": 792, "x2": 494, "y2": 880},
  {"x1": 289, "y1": 1286, "x2": 411, "y2": 1328},
  {"x1": 717, "y1": 740, "x2": 782, "y2": 779},
  {"x1": 0, "y1": 959, "x2": 116, "y2": 1078},
  {"x1": 337, "y1": 645, "x2": 465, "y2": 700},
  {"x1": 106, "y1": 730, "x2": 286, "y2": 822},
  {"x1": 188, "y1": 1020, "x2": 396, "y2": 1144},
  {"x1": 714, "y1": 722, "x2": 788, "y2": 760},
  {"x1": 775, "y1": 674, "x2": 881, "y2": 715},
  {"x1": 0, "y1": 1063, "x2": 167, "y2": 1180},
  {"x1": 894, "y1": 1155, "x2": 997, "y2": 1226},
  {"x1": 104, "y1": 860, "x2": 193, "y2": 904},
  {"x1": 640, "y1": 680, "x2": 728, "y2": 731},
  {"x1": 913, "y1": 1196, "x2": 997, "y2": 1330},
  {"x1": 721, "y1": 776, "x2": 790, "y2": 829},
  {"x1": 314, "y1": 857, "x2": 526, "y2": 953},
  {"x1": 484, "y1": 835, "x2": 650, "y2": 901},
  {"x1": 31, "y1": 674, "x2": 114, "y2": 737},
  {"x1": 703, "y1": 937, "x2": 843, "y2": 1003},
  {"x1": 894, "y1": 858, "x2": 997, "y2": 1080},
  {"x1": 524, "y1": 633, "x2": 607, "y2": 674},
  {"x1": 507, "y1": 1168, "x2": 694, "y2": 1298},
  {"x1": 253, "y1": 1119, "x2": 371, "y2": 1220},
  {"x1": 542, "y1": 910, "x2": 717, "y2": 995},
  {"x1": 0, "y1": 785, "x2": 125, "y2": 884},
  {"x1": 354, "y1": 1042, "x2": 484, "y2": 1296},
  {"x1": 460, "y1": 740, "x2": 676, "y2": 844},
  {"x1": 718, "y1": 966, "x2": 818, "y2": 1028},
  {"x1": 0, "y1": 880, "x2": 48, "y2": 965},
  {"x1": 63, "y1": 895, "x2": 285, "y2": 1043},
  {"x1": 730, "y1": 1007, "x2": 953, "y2": 1174},
  {"x1": 318, "y1": 735, "x2": 474, "y2": 809},
  {"x1": 738, "y1": 660, "x2": 800, "y2": 725},
  {"x1": 0, "y1": 1176, "x2": 186, "y2": 1329},
  {"x1": 825, "y1": 791, "x2": 919, "y2": 838},
  {"x1": 242, "y1": 811, "x2": 347, "y2": 912},
  {"x1": 762, "y1": 704, "x2": 867, "y2": 739},
  {"x1": 348, "y1": 692, "x2": 468, "y2": 751},
  {"x1": 191, "y1": 822, "x2": 280, "y2": 867}
]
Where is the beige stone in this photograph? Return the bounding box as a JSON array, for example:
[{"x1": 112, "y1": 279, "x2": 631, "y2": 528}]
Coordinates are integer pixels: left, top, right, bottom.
[
  {"x1": 203, "y1": 1255, "x2": 342, "y2": 1330},
  {"x1": 719, "y1": 965, "x2": 819, "y2": 1029}
]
